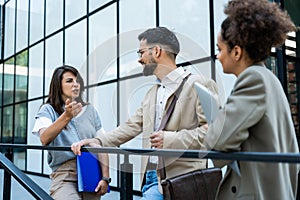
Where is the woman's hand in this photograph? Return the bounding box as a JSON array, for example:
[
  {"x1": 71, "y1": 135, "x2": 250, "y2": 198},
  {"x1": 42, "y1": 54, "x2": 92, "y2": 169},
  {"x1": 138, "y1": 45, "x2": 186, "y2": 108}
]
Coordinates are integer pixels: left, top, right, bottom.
[
  {"x1": 71, "y1": 138, "x2": 101, "y2": 156},
  {"x1": 95, "y1": 180, "x2": 109, "y2": 196},
  {"x1": 64, "y1": 98, "x2": 82, "y2": 118}
]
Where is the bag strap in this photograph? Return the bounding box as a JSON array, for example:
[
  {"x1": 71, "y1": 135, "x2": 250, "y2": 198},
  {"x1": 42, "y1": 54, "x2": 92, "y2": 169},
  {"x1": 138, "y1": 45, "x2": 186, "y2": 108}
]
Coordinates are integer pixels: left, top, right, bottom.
[{"x1": 158, "y1": 73, "x2": 191, "y2": 180}]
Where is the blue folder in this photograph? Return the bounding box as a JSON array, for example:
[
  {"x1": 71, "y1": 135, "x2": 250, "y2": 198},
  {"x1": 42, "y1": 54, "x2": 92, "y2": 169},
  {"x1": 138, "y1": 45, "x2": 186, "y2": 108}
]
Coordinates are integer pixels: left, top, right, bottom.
[{"x1": 77, "y1": 151, "x2": 110, "y2": 193}]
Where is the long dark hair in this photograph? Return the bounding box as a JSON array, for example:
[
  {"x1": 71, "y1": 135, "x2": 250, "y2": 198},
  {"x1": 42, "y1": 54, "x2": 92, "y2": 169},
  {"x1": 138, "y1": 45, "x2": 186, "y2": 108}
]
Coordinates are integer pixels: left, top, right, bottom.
[{"x1": 46, "y1": 65, "x2": 87, "y2": 115}]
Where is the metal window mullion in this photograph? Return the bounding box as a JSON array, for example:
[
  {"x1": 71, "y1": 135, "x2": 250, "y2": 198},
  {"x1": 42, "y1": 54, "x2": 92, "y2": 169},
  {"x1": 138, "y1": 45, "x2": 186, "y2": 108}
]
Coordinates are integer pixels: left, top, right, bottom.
[{"x1": 209, "y1": 0, "x2": 216, "y2": 81}]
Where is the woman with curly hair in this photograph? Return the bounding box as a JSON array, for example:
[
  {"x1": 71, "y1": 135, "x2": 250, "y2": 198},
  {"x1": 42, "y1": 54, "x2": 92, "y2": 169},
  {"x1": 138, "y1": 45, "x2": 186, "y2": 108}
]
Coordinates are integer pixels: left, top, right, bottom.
[{"x1": 204, "y1": 0, "x2": 299, "y2": 199}]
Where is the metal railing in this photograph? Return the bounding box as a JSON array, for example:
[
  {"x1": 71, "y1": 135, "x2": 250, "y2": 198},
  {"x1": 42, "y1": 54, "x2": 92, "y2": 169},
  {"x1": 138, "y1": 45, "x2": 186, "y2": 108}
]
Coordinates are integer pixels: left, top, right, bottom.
[
  {"x1": 0, "y1": 151, "x2": 53, "y2": 200},
  {"x1": 0, "y1": 144, "x2": 299, "y2": 200}
]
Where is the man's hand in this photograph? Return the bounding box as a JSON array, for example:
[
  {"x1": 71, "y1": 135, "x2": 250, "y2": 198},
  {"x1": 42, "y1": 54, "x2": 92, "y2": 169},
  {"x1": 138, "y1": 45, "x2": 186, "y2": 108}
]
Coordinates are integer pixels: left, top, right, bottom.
[
  {"x1": 71, "y1": 138, "x2": 101, "y2": 155},
  {"x1": 150, "y1": 130, "x2": 164, "y2": 149}
]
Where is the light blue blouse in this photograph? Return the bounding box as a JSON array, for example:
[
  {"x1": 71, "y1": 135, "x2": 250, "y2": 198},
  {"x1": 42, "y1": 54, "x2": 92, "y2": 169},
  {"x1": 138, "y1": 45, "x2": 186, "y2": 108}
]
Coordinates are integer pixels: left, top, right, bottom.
[{"x1": 34, "y1": 104, "x2": 102, "y2": 172}]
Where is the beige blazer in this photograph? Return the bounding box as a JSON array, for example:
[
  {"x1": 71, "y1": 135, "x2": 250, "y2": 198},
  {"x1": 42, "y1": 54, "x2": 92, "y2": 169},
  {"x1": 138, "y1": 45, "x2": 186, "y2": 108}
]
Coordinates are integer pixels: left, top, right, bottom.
[
  {"x1": 97, "y1": 70, "x2": 219, "y2": 191},
  {"x1": 205, "y1": 65, "x2": 299, "y2": 200}
]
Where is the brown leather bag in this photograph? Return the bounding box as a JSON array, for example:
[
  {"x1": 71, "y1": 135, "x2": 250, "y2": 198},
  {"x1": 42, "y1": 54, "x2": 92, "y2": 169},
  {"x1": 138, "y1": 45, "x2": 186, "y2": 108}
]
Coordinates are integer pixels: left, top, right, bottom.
[
  {"x1": 160, "y1": 167, "x2": 222, "y2": 200},
  {"x1": 158, "y1": 74, "x2": 222, "y2": 200}
]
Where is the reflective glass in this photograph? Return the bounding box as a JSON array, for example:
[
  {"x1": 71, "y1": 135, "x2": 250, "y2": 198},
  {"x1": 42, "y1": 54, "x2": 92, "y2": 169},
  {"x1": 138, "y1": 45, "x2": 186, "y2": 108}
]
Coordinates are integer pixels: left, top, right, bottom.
[
  {"x1": 14, "y1": 102, "x2": 27, "y2": 144},
  {"x1": 4, "y1": 0, "x2": 15, "y2": 58},
  {"x1": 215, "y1": 60, "x2": 236, "y2": 103},
  {"x1": 65, "y1": 0, "x2": 86, "y2": 25},
  {"x1": 88, "y1": 5, "x2": 116, "y2": 83},
  {"x1": 119, "y1": 0, "x2": 155, "y2": 77},
  {"x1": 43, "y1": 150, "x2": 51, "y2": 174},
  {"x1": 2, "y1": 106, "x2": 13, "y2": 143},
  {"x1": 30, "y1": 0, "x2": 44, "y2": 44},
  {"x1": 45, "y1": 33, "x2": 63, "y2": 95},
  {"x1": 15, "y1": 50, "x2": 28, "y2": 103},
  {"x1": 3, "y1": 58, "x2": 14, "y2": 105},
  {"x1": 119, "y1": 76, "x2": 154, "y2": 190},
  {"x1": 0, "y1": 108, "x2": 1, "y2": 141},
  {"x1": 14, "y1": 151, "x2": 25, "y2": 170},
  {"x1": 46, "y1": 0, "x2": 63, "y2": 36},
  {"x1": 0, "y1": 64, "x2": 2, "y2": 106},
  {"x1": 89, "y1": 83, "x2": 117, "y2": 132},
  {"x1": 160, "y1": 0, "x2": 210, "y2": 62},
  {"x1": 65, "y1": 20, "x2": 87, "y2": 78},
  {"x1": 89, "y1": 0, "x2": 111, "y2": 13},
  {"x1": 89, "y1": 83, "x2": 117, "y2": 187},
  {"x1": 28, "y1": 43, "x2": 44, "y2": 99},
  {"x1": 214, "y1": 0, "x2": 227, "y2": 55},
  {"x1": 16, "y1": 0, "x2": 28, "y2": 52},
  {"x1": 27, "y1": 100, "x2": 43, "y2": 173},
  {"x1": 213, "y1": 0, "x2": 235, "y2": 103}
]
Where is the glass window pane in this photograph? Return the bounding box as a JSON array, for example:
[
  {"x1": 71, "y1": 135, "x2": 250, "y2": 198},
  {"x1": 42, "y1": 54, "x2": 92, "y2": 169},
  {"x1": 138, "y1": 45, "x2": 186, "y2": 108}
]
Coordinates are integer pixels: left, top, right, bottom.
[
  {"x1": 3, "y1": 58, "x2": 14, "y2": 105},
  {"x1": 160, "y1": 0, "x2": 210, "y2": 61},
  {"x1": 4, "y1": 0, "x2": 15, "y2": 58},
  {"x1": 27, "y1": 100, "x2": 43, "y2": 172},
  {"x1": 214, "y1": 0, "x2": 227, "y2": 55},
  {"x1": 118, "y1": 76, "x2": 154, "y2": 190},
  {"x1": 119, "y1": 0, "x2": 155, "y2": 77},
  {"x1": 14, "y1": 102, "x2": 27, "y2": 144},
  {"x1": 28, "y1": 43, "x2": 44, "y2": 99},
  {"x1": 215, "y1": 61, "x2": 236, "y2": 103},
  {"x1": 43, "y1": 150, "x2": 51, "y2": 174},
  {"x1": 0, "y1": 108, "x2": 1, "y2": 140},
  {"x1": 45, "y1": 33, "x2": 63, "y2": 95},
  {"x1": 46, "y1": 0, "x2": 63, "y2": 36},
  {"x1": 30, "y1": 0, "x2": 44, "y2": 45},
  {"x1": 89, "y1": 0, "x2": 111, "y2": 13},
  {"x1": 0, "y1": 64, "x2": 3, "y2": 106},
  {"x1": 89, "y1": 5, "x2": 116, "y2": 83},
  {"x1": 65, "y1": 20, "x2": 86, "y2": 77},
  {"x1": 89, "y1": 83, "x2": 117, "y2": 131},
  {"x1": 89, "y1": 83, "x2": 118, "y2": 187},
  {"x1": 13, "y1": 151, "x2": 25, "y2": 170},
  {"x1": 65, "y1": 0, "x2": 86, "y2": 25},
  {"x1": 120, "y1": 0, "x2": 155, "y2": 33},
  {"x1": 3, "y1": 106, "x2": 13, "y2": 143},
  {"x1": 16, "y1": 0, "x2": 28, "y2": 52},
  {"x1": 15, "y1": 50, "x2": 28, "y2": 103}
]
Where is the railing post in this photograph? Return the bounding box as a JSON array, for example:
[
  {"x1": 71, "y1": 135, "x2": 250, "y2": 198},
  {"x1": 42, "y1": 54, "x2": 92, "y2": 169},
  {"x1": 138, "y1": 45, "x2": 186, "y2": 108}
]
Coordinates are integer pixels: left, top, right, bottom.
[
  {"x1": 120, "y1": 154, "x2": 133, "y2": 200},
  {"x1": 3, "y1": 149, "x2": 13, "y2": 200}
]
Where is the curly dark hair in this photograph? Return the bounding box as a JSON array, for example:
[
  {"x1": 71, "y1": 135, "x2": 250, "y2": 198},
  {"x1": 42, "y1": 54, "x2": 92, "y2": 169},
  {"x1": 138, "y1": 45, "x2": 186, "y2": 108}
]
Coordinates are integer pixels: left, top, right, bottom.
[
  {"x1": 46, "y1": 65, "x2": 87, "y2": 115},
  {"x1": 221, "y1": 0, "x2": 297, "y2": 63},
  {"x1": 138, "y1": 27, "x2": 180, "y2": 59}
]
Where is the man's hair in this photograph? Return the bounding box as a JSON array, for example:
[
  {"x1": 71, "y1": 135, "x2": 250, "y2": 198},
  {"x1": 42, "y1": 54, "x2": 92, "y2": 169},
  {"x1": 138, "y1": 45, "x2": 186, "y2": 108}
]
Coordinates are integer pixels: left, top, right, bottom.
[{"x1": 138, "y1": 27, "x2": 180, "y2": 59}]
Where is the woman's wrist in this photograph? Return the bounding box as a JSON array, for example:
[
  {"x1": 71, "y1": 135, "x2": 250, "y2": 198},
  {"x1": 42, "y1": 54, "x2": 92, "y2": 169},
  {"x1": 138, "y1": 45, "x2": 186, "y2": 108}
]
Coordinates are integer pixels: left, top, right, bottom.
[{"x1": 94, "y1": 138, "x2": 102, "y2": 146}]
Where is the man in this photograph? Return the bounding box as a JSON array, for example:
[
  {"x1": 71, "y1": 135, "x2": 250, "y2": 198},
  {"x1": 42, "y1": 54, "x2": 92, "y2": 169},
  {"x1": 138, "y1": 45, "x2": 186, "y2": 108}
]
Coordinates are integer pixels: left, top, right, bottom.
[{"x1": 72, "y1": 27, "x2": 219, "y2": 199}]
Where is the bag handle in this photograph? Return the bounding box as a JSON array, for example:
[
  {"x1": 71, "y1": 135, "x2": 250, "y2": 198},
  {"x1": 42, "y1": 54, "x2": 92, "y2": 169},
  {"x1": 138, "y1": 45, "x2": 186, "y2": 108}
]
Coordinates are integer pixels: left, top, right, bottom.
[{"x1": 158, "y1": 73, "x2": 191, "y2": 180}]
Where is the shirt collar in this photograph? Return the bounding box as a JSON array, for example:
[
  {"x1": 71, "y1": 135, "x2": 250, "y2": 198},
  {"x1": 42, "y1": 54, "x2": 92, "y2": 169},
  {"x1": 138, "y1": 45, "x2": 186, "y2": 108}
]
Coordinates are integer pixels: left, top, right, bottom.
[{"x1": 161, "y1": 67, "x2": 185, "y2": 85}]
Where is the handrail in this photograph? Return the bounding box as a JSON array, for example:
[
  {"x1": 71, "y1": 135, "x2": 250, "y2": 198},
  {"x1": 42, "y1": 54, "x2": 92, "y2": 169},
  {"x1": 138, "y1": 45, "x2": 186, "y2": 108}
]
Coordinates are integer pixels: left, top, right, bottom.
[
  {"x1": 0, "y1": 152, "x2": 53, "y2": 200},
  {"x1": 0, "y1": 143, "x2": 299, "y2": 200},
  {"x1": 0, "y1": 144, "x2": 299, "y2": 163}
]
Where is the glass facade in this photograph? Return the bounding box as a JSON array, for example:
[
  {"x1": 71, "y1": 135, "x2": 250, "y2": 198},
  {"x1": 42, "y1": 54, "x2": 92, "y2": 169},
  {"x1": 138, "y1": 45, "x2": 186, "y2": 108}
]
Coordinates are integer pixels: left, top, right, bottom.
[{"x1": 0, "y1": 0, "x2": 299, "y2": 193}]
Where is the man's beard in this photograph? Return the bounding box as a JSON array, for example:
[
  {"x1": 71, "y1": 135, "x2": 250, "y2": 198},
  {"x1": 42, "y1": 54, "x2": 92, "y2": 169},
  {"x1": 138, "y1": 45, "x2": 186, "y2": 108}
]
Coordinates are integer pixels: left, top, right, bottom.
[{"x1": 143, "y1": 57, "x2": 157, "y2": 76}]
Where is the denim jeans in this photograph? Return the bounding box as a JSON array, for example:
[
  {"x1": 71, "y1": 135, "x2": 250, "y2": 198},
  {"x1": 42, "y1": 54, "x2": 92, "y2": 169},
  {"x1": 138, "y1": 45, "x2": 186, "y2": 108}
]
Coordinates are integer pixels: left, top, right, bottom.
[{"x1": 141, "y1": 170, "x2": 164, "y2": 200}]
